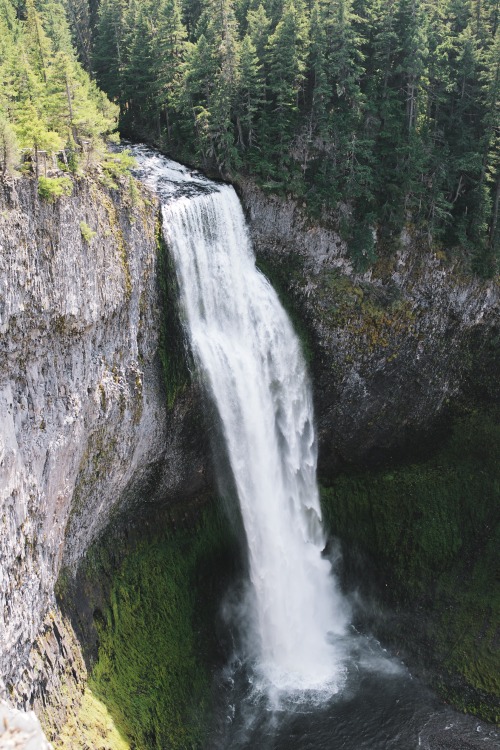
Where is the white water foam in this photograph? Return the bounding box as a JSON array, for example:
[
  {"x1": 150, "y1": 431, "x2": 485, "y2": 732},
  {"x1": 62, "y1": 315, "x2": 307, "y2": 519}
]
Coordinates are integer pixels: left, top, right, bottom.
[{"x1": 133, "y1": 146, "x2": 349, "y2": 697}]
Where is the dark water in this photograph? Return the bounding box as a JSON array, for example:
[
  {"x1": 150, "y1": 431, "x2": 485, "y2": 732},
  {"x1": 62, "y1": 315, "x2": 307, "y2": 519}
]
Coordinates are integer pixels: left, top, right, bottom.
[{"x1": 208, "y1": 630, "x2": 499, "y2": 750}]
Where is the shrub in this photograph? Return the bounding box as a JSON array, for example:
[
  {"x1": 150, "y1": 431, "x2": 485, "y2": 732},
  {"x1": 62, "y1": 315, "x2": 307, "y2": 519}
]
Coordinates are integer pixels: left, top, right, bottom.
[
  {"x1": 80, "y1": 221, "x2": 97, "y2": 242},
  {"x1": 38, "y1": 176, "x2": 73, "y2": 202}
]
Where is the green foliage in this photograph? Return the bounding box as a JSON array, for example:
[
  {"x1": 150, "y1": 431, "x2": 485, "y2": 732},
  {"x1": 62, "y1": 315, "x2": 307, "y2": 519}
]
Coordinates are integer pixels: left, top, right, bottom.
[
  {"x1": 88, "y1": 503, "x2": 237, "y2": 750},
  {"x1": 79, "y1": 220, "x2": 96, "y2": 241},
  {"x1": 38, "y1": 175, "x2": 72, "y2": 200},
  {"x1": 321, "y1": 407, "x2": 500, "y2": 719},
  {"x1": 0, "y1": 115, "x2": 18, "y2": 177},
  {"x1": 0, "y1": 0, "x2": 117, "y2": 174},
  {"x1": 55, "y1": 688, "x2": 130, "y2": 750},
  {"x1": 88, "y1": 0, "x2": 500, "y2": 273},
  {"x1": 100, "y1": 149, "x2": 137, "y2": 187}
]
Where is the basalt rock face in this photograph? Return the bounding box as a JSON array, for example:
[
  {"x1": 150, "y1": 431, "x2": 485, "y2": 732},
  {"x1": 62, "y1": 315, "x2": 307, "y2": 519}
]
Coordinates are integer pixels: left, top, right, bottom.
[
  {"x1": 0, "y1": 175, "x2": 210, "y2": 711},
  {"x1": 239, "y1": 182, "x2": 499, "y2": 472}
]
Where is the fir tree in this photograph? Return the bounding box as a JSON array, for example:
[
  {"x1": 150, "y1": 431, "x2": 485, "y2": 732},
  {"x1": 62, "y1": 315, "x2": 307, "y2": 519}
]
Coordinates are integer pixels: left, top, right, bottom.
[
  {"x1": 266, "y1": 0, "x2": 309, "y2": 173},
  {"x1": 155, "y1": 0, "x2": 187, "y2": 143}
]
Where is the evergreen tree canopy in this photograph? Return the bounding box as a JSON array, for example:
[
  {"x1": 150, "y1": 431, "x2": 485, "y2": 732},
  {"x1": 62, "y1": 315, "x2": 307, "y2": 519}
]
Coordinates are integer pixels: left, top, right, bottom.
[
  {"x1": 87, "y1": 0, "x2": 499, "y2": 274},
  {"x1": 0, "y1": 0, "x2": 117, "y2": 175},
  {"x1": 2, "y1": 0, "x2": 498, "y2": 273}
]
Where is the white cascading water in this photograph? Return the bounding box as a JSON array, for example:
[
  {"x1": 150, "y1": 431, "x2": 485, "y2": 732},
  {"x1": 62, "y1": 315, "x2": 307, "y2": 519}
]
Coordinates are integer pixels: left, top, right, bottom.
[{"x1": 133, "y1": 147, "x2": 348, "y2": 697}]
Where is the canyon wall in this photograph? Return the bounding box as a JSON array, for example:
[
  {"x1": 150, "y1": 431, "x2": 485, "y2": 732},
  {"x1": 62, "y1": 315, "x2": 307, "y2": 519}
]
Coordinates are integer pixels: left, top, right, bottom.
[
  {"x1": 239, "y1": 182, "x2": 499, "y2": 471},
  {"x1": 0, "y1": 168, "x2": 498, "y2": 742},
  {"x1": 0, "y1": 175, "x2": 209, "y2": 716}
]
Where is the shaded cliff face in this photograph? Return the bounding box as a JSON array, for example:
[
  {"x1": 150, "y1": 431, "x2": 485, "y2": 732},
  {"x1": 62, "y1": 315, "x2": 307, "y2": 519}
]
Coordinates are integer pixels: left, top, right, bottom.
[
  {"x1": 0, "y1": 176, "x2": 210, "y2": 706},
  {"x1": 239, "y1": 182, "x2": 499, "y2": 471}
]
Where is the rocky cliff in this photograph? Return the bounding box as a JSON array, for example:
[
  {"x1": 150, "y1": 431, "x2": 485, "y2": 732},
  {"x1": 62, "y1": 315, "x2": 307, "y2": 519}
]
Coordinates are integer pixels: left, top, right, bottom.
[
  {"x1": 0, "y1": 174, "x2": 209, "y2": 718},
  {"x1": 1, "y1": 165, "x2": 498, "y2": 745},
  {"x1": 238, "y1": 182, "x2": 499, "y2": 471}
]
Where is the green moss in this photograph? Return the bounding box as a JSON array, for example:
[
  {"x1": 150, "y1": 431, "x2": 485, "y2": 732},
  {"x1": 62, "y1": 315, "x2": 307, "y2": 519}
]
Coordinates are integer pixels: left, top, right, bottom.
[
  {"x1": 320, "y1": 407, "x2": 500, "y2": 719},
  {"x1": 55, "y1": 688, "x2": 130, "y2": 750},
  {"x1": 322, "y1": 409, "x2": 499, "y2": 597},
  {"x1": 433, "y1": 523, "x2": 500, "y2": 723},
  {"x1": 127, "y1": 175, "x2": 140, "y2": 211},
  {"x1": 310, "y1": 269, "x2": 417, "y2": 355},
  {"x1": 86, "y1": 502, "x2": 237, "y2": 750},
  {"x1": 80, "y1": 221, "x2": 97, "y2": 243}
]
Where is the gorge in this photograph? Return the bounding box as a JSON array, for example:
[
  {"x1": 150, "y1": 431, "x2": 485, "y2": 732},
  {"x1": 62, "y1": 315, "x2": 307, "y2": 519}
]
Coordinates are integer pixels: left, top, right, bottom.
[
  {"x1": 0, "y1": 145, "x2": 498, "y2": 749},
  {"x1": 1, "y1": 0, "x2": 499, "y2": 741}
]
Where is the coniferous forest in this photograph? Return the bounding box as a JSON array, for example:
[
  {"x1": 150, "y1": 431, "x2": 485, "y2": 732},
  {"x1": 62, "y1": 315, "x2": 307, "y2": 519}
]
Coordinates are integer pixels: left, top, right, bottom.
[
  {"x1": 1, "y1": 0, "x2": 499, "y2": 271},
  {"x1": 0, "y1": 0, "x2": 117, "y2": 172}
]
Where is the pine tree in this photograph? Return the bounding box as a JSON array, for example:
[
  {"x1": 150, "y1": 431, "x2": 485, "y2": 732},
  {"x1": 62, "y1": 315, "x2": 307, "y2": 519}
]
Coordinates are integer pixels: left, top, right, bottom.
[
  {"x1": 65, "y1": 0, "x2": 93, "y2": 69},
  {"x1": 181, "y1": 34, "x2": 218, "y2": 162},
  {"x1": 155, "y1": 0, "x2": 187, "y2": 144},
  {"x1": 14, "y1": 100, "x2": 63, "y2": 174},
  {"x1": 474, "y1": 25, "x2": 500, "y2": 271},
  {"x1": 188, "y1": 0, "x2": 241, "y2": 170},
  {"x1": 120, "y1": 2, "x2": 157, "y2": 134},
  {"x1": 441, "y1": 21, "x2": 485, "y2": 251},
  {"x1": 237, "y1": 33, "x2": 262, "y2": 149},
  {"x1": 266, "y1": 0, "x2": 309, "y2": 173},
  {"x1": 308, "y1": 0, "x2": 329, "y2": 136},
  {"x1": 24, "y1": 0, "x2": 52, "y2": 82},
  {"x1": 246, "y1": 2, "x2": 271, "y2": 66},
  {"x1": 93, "y1": 0, "x2": 126, "y2": 101}
]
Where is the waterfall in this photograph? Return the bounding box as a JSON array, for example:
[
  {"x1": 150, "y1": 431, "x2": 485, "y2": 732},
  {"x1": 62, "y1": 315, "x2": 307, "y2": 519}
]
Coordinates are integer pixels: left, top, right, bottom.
[{"x1": 133, "y1": 147, "x2": 348, "y2": 697}]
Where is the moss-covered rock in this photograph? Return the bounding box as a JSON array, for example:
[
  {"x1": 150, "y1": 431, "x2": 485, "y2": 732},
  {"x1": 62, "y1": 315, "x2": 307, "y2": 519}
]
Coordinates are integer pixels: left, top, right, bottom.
[
  {"x1": 321, "y1": 407, "x2": 500, "y2": 722},
  {"x1": 60, "y1": 499, "x2": 240, "y2": 750}
]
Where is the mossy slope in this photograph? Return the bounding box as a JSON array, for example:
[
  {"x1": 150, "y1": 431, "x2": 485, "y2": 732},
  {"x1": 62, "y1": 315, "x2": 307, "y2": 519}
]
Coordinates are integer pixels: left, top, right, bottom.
[
  {"x1": 321, "y1": 407, "x2": 500, "y2": 722},
  {"x1": 55, "y1": 688, "x2": 130, "y2": 750},
  {"x1": 78, "y1": 503, "x2": 238, "y2": 750}
]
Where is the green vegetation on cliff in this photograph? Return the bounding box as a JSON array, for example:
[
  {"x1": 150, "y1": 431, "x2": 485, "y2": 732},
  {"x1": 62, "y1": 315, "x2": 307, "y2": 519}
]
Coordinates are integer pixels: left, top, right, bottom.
[
  {"x1": 78, "y1": 502, "x2": 239, "y2": 750},
  {"x1": 321, "y1": 407, "x2": 500, "y2": 721}
]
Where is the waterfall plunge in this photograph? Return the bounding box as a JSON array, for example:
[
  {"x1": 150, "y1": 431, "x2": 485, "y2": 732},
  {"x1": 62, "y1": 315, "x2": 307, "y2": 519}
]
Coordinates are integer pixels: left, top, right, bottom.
[{"x1": 134, "y1": 147, "x2": 348, "y2": 697}]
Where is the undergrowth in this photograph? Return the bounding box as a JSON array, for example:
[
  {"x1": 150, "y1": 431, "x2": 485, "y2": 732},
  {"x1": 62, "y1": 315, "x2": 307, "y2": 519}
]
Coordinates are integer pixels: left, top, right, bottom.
[
  {"x1": 321, "y1": 406, "x2": 500, "y2": 721},
  {"x1": 87, "y1": 502, "x2": 238, "y2": 749}
]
